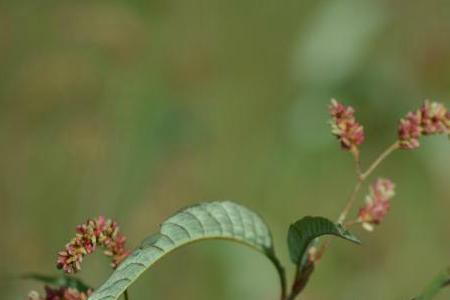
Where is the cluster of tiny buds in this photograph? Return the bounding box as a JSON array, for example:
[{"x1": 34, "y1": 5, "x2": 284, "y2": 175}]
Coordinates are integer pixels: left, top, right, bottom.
[
  {"x1": 329, "y1": 99, "x2": 365, "y2": 154},
  {"x1": 330, "y1": 99, "x2": 449, "y2": 152},
  {"x1": 398, "y1": 100, "x2": 450, "y2": 149},
  {"x1": 357, "y1": 178, "x2": 395, "y2": 231},
  {"x1": 56, "y1": 216, "x2": 130, "y2": 274},
  {"x1": 27, "y1": 286, "x2": 93, "y2": 300},
  {"x1": 329, "y1": 99, "x2": 448, "y2": 231}
]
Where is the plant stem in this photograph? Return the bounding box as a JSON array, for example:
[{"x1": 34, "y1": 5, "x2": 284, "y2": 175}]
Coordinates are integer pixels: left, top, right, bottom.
[
  {"x1": 270, "y1": 254, "x2": 287, "y2": 300},
  {"x1": 124, "y1": 289, "x2": 129, "y2": 300},
  {"x1": 286, "y1": 268, "x2": 300, "y2": 300},
  {"x1": 359, "y1": 142, "x2": 399, "y2": 181},
  {"x1": 338, "y1": 141, "x2": 399, "y2": 224},
  {"x1": 344, "y1": 219, "x2": 360, "y2": 227},
  {"x1": 285, "y1": 142, "x2": 399, "y2": 300},
  {"x1": 352, "y1": 147, "x2": 362, "y2": 177},
  {"x1": 286, "y1": 262, "x2": 314, "y2": 300},
  {"x1": 337, "y1": 179, "x2": 363, "y2": 224}
]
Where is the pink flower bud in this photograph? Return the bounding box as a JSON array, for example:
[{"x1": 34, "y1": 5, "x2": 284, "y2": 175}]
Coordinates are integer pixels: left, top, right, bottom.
[
  {"x1": 420, "y1": 100, "x2": 449, "y2": 135},
  {"x1": 398, "y1": 100, "x2": 449, "y2": 149},
  {"x1": 398, "y1": 110, "x2": 422, "y2": 149},
  {"x1": 358, "y1": 178, "x2": 395, "y2": 231},
  {"x1": 329, "y1": 99, "x2": 365, "y2": 152}
]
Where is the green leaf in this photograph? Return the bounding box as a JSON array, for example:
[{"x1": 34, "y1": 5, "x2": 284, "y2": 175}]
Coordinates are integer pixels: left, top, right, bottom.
[
  {"x1": 288, "y1": 216, "x2": 360, "y2": 266},
  {"x1": 22, "y1": 273, "x2": 91, "y2": 292},
  {"x1": 415, "y1": 268, "x2": 450, "y2": 300},
  {"x1": 89, "y1": 201, "x2": 283, "y2": 300}
]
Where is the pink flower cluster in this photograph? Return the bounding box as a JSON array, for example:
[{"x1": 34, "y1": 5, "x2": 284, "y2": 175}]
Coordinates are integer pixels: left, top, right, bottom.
[
  {"x1": 57, "y1": 216, "x2": 130, "y2": 274},
  {"x1": 398, "y1": 100, "x2": 450, "y2": 149},
  {"x1": 27, "y1": 286, "x2": 92, "y2": 300},
  {"x1": 329, "y1": 99, "x2": 365, "y2": 152},
  {"x1": 358, "y1": 178, "x2": 395, "y2": 231}
]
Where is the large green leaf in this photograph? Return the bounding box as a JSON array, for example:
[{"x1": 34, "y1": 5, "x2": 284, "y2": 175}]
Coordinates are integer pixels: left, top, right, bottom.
[
  {"x1": 288, "y1": 216, "x2": 360, "y2": 266},
  {"x1": 414, "y1": 268, "x2": 450, "y2": 300},
  {"x1": 89, "y1": 201, "x2": 283, "y2": 300}
]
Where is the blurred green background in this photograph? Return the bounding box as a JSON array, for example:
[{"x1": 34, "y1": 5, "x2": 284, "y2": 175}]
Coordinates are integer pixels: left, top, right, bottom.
[{"x1": 1, "y1": 0, "x2": 449, "y2": 299}]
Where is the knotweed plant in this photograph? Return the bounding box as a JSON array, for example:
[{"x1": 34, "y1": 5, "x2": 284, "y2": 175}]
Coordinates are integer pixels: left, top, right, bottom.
[{"x1": 25, "y1": 100, "x2": 450, "y2": 300}]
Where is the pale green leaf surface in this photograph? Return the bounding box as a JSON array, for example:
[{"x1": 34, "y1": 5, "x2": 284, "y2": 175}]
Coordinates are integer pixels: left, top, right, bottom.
[{"x1": 89, "y1": 201, "x2": 278, "y2": 300}]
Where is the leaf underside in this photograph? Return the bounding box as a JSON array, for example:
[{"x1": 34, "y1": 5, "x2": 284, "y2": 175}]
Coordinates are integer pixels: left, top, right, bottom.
[
  {"x1": 89, "y1": 201, "x2": 276, "y2": 300},
  {"x1": 288, "y1": 216, "x2": 360, "y2": 266}
]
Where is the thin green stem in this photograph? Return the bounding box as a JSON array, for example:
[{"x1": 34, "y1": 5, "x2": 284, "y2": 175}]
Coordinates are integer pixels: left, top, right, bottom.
[
  {"x1": 124, "y1": 289, "x2": 129, "y2": 300},
  {"x1": 270, "y1": 254, "x2": 287, "y2": 300}
]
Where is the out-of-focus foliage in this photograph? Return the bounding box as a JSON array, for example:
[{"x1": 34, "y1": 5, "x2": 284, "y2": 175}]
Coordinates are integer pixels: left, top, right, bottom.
[
  {"x1": 0, "y1": 0, "x2": 449, "y2": 299},
  {"x1": 22, "y1": 274, "x2": 91, "y2": 293},
  {"x1": 415, "y1": 268, "x2": 450, "y2": 300}
]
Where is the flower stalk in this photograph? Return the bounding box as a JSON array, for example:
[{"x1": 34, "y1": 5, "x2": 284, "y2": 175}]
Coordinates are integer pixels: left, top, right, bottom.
[
  {"x1": 286, "y1": 99, "x2": 449, "y2": 300},
  {"x1": 24, "y1": 99, "x2": 449, "y2": 300}
]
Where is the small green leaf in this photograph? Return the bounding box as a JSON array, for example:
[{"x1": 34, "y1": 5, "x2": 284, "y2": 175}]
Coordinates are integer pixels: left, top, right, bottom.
[
  {"x1": 415, "y1": 268, "x2": 450, "y2": 300},
  {"x1": 89, "y1": 201, "x2": 283, "y2": 300},
  {"x1": 22, "y1": 273, "x2": 91, "y2": 292},
  {"x1": 288, "y1": 216, "x2": 360, "y2": 265}
]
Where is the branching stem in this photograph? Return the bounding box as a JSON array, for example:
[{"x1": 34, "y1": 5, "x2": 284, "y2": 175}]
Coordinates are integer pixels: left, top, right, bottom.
[
  {"x1": 285, "y1": 142, "x2": 399, "y2": 300},
  {"x1": 359, "y1": 142, "x2": 399, "y2": 181},
  {"x1": 339, "y1": 141, "x2": 399, "y2": 224}
]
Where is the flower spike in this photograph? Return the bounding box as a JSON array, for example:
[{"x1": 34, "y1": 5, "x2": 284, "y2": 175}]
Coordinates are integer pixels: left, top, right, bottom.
[
  {"x1": 398, "y1": 100, "x2": 449, "y2": 149},
  {"x1": 329, "y1": 99, "x2": 365, "y2": 154},
  {"x1": 56, "y1": 216, "x2": 130, "y2": 274},
  {"x1": 358, "y1": 178, "x2": 395, "y2": 231}
]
